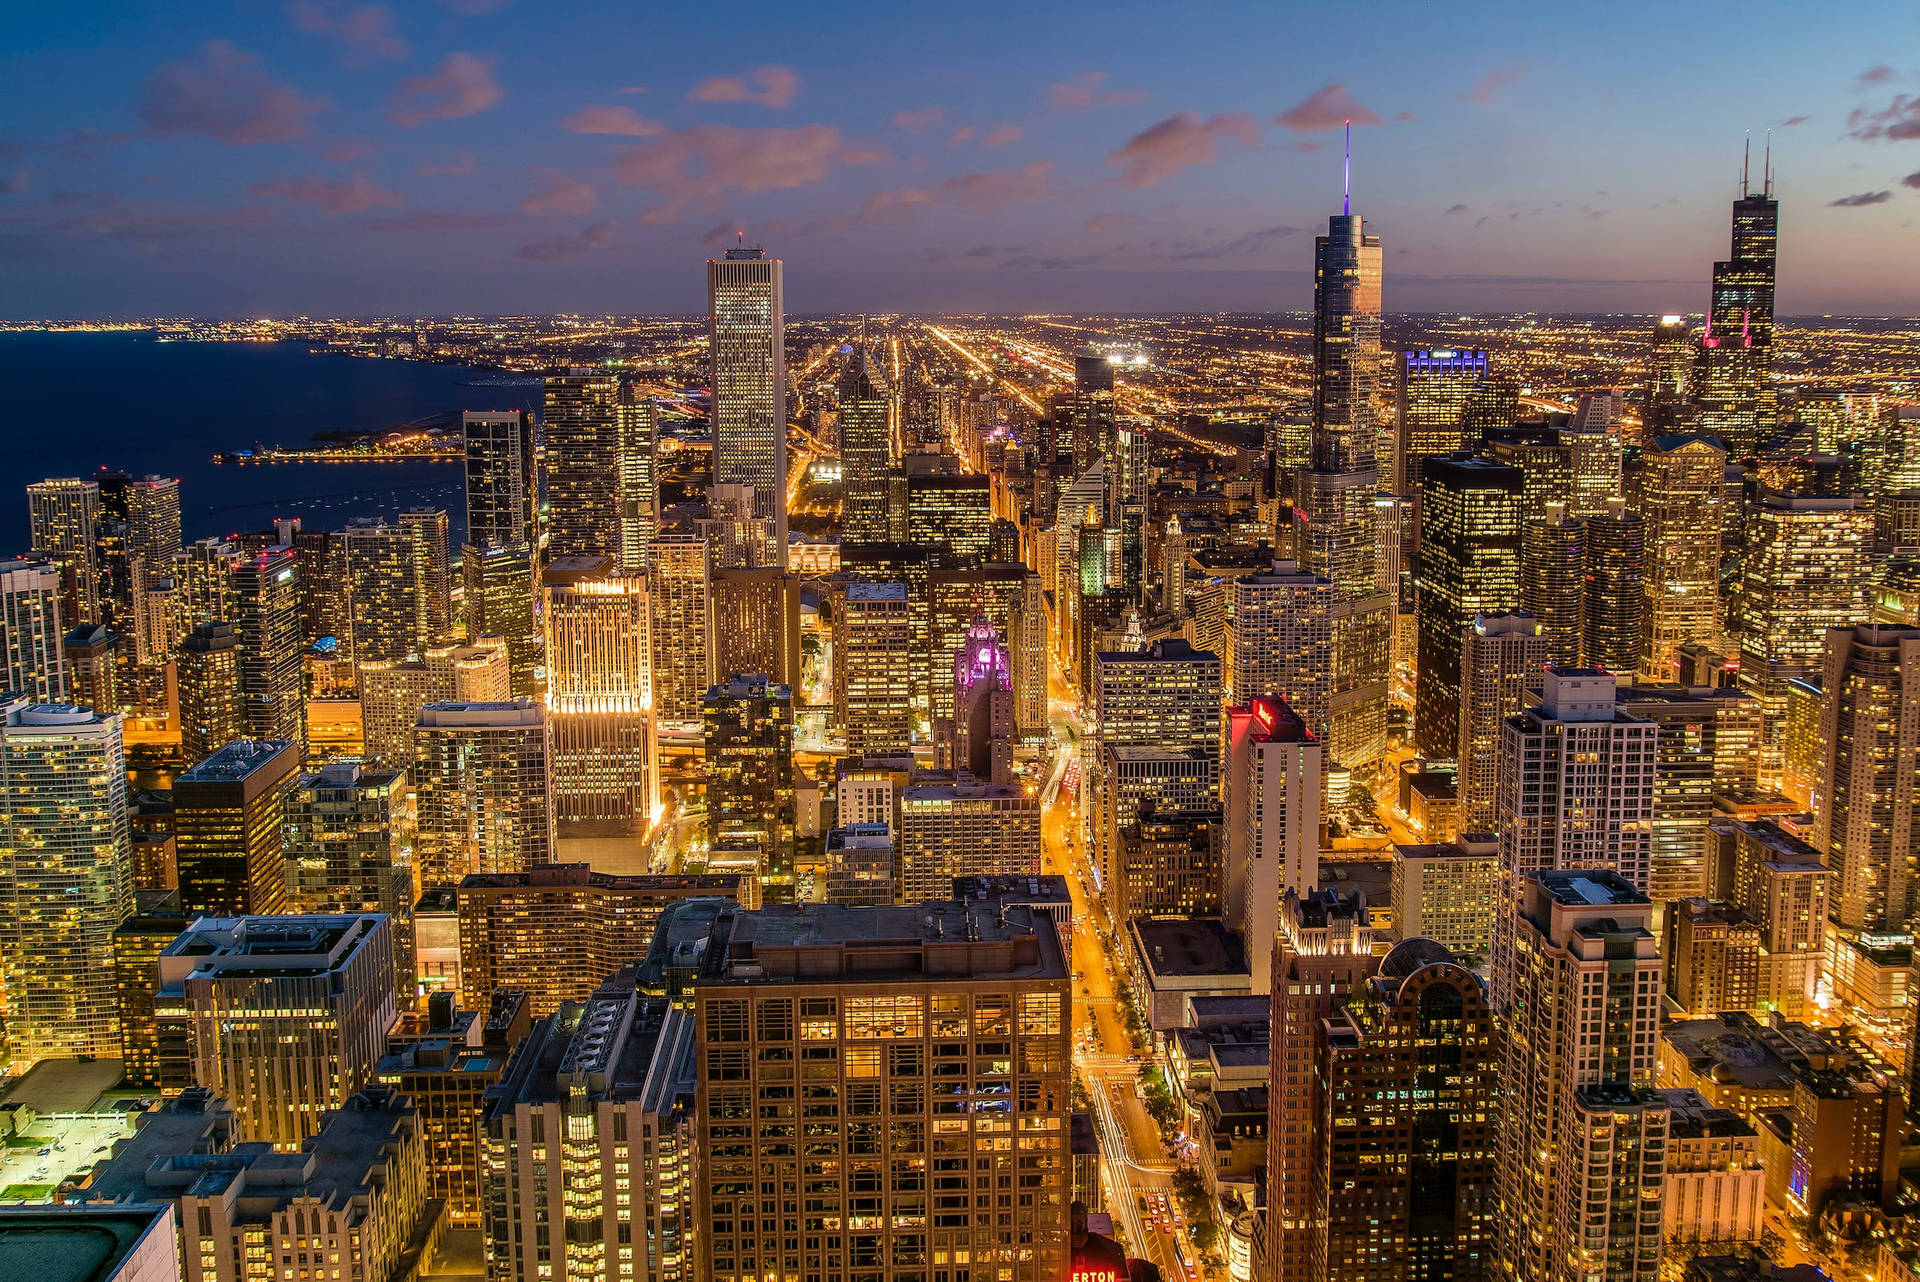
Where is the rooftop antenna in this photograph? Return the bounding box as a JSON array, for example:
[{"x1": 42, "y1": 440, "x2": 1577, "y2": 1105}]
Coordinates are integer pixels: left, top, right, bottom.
[
  {"x1": 1741, "y1": 132, "x2": 1750, "y2": 196},
  {"x1": 1763, "y1": 128, "x2": 1772, "y2": 198},
  {"x1": 1343, "y1": 119, "x2": 1352, "y2": 217}
]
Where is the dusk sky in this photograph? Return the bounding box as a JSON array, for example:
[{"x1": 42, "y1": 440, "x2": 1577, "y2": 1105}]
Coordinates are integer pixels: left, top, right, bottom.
[{"x1": 4, "y1": 0, "x2": 1919, "y2": 318}]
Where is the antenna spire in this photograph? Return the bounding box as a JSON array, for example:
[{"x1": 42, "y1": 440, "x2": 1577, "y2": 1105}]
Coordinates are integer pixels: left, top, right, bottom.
[
  {"x1": 1742, "y1": 132, "x2": 1750, "y2": 196},
  {"x1": 1763, "y1": 128, "x2": 1772, "y2": 198},
  {"x1": 1343, "y1": 120, "x2": 1351, "y2": 216}
]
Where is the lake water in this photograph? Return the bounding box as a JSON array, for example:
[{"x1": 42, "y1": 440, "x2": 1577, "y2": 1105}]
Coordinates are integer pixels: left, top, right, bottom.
[{"x1": 0, "y1": 332, "x2": 541, "y2": 550}]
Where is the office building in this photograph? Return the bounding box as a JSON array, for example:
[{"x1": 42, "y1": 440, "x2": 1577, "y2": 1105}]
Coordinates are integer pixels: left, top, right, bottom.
[
  {"x1": 1519, "y1": 506, "x2": 1584, "y2": 665},
  {"x1": 0, "y1": 558, "x2": 66, "y2": 701},
  {"x1": 1116, "y1": 805, "x2": 1222, "y2": 922},
  {"x1": 543, "y1": 557, "x2": 656, "y2": 833},
  {"x1": 1072, "y1": 347, "x2": 1117, "y2": 474},
  {"x1": 1227, "y1": 560, "x2": 1336, "y2": 728},
  {"x1": 1394, "y1": 347, "x2": 1490, "y2": 496},
  {"x1": 1456, "y1": 611, "x2": 1547, "y2": 831},
  {"x1": 116, "y1": 892, "x2": 190, "y2": 1088},
  {"x1": 1090, "y1": 638, "x2": 1222, "y2": 887},
  {"x1": 0, "y1": 700, "x2": 131, "y2": 1069},
  {"x1": 840, "y1": 348, "x2": 896, "y2": 543},
  {"x1": 1496, "y1": 870, "x2": 1665, "y2": 1282},
  {"x1": 78, "y1": 1086, "x2": 429, "y2": 1282},
  {"x1": 951, "y1": 611, "x2": 1017, "y2": 785},
  {"x1": 357, "y1": 636, "x2": 511, "y2": 772},
  {"x1": 650, "y1": 534, "x2": 713, "y2": 726},
  {"x1": 174, "y1": 737, "x2": 299, "y2": 917},
  {"x1": 1097, "y1": 745, "x2": 1217, "y2": 901},
  {"x1": 926, "y1": 565, "x2": 1045, "y2": 735},
  {"x1": 1664, "y1": 898, "x2": 1761, "y2": 1017},
  {"x1": 483, "y1": 972, "x2": 696, "y2": 1282},
  {"x1": 1582, "y1": 498, "x2": 1646, "y2": 674},
  {"x1": 1225, "y1": 697, "x2": 1322, "y2": 994},
  {"x1": 413, "y1": 701, "x2": 553, "y2": 887},
  {"x1": 1617, "y1": 682, "x2": 1762, "y2": 904},
  {"x1": 463, "y1": 409, "x2": 536, "y2": 550},
  {"x1": 1415, "y1": 454, "x2": 1523, "y2": 757},
  {"x1": 62, "y1": 620, "x2": 117, "y2": 713},
  {"x1": 614, "y1": 394, "x2": 659, "y2": 573},
  {"x1": 340, "y1": 518, "x2": 437, "y2": 668},
  {"x1": 97, "y1": 472, "x2": 182, "y2": 629},
  {"x1": 1390, "y1": 836, "x2": 1499, "y2": 958},
  {"x1": 543, "y1": 369, "x2": 623, "y2": 562},
  {"x1": 462, "y1": 541, "x2": 538, "y2": 695},
  {"x1": 229, "y1": 545, "x2": 304, "y2": 746},
  {"x1": 709, "y1": 568, "x2": 801, "y2": 688},
  {"x1": 455, "y1": 866, "x2": 740, "y2": 1015},
  {"x1": 1635, "y1": 435, "x2": 1727, "y2": 680},
  {"x1": 906, "y1": 474, "x2": 993, "y2": 561},
  {"x1": 708, "y1": 244, "x2": 787, "y2": 564},
  {"x1": 1816, "y1": 626, "x2": 1920, "y2": 933},
  {"x1": 896, "y1": 777, "x2": 1040, "y2": 902},
  {"x1": 155, "y1": 914, "x2": 398, "y2": 1147},
  {"x1": 400, "y1": 507, "x2": 451, "y2": 640},
  {"x1": 284, "y1": 762, "x2": 411, "y2": 978},
  {"x1": 703, "y1": 675, "x2": 794, "y2": 895},
  {"x1": 823, "y1": 823, "x2": 894, "y2": 906},
  {"x1": 1695, "y1": 162, "x2": 1779, "y2": 458},
  {"x1": 1314, "y1": 938, "x2": 1497, "y2": 1282},
  {"x1": 1710, "y1": 819, "x2": 1826, "y2": 1017},
  {"x1": 1644, "y1": 315, "x2": 1694, "y2": 436},
  {"x1": 836, "y1": 582, "x2": 912, "y2": 755},
  {"x1": 691, "y1": 898, "x2": 1072, "y2": 1282},
  {"x1": 27, "y1": 476, "x2": 101, "y2": 625}
]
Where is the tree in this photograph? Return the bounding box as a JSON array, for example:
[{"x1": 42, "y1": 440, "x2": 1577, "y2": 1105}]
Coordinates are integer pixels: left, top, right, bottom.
[{"x1": 1138, "y1": 1064, "x2": 1179, "y2": 1131}]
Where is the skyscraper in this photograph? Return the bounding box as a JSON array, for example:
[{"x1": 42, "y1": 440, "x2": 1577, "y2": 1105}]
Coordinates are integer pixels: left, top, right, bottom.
[
  {"x1": 542, "y1": 557, "x2": 656, "y2": 834},
  {"x1": 839, "y1": 347, "x2": 895, "y2": 544},
  {"x1": 708, "y1": 243, "x2": 787, "y2": 566},
  {"x1": 283, "y1": 762, "x2": 412, "y2": 981},
  {"x1": 27, "y1": 477, "x2": 102, "y2": 626},
  {"x1": 0, "y1": 700, "x2": 131, "y2": 1069},
  {"x1": 1227, "y1": 560, "x2": 1336, "y2": 732},
  {"x1": 542, "y1": 369, "x2": 623, "y2": 561},
  {"x1": 1071, "y1": 347, "x2": 1117, "y2": 476},
  {"x1": 1634, "y1": 435, "x2": 1727, "y2": 679},
  {"x1": 341, "y1": 517, "x2": 436, "y2": 667},
  {"x1": 1090, "y1": 638, "x2": 1222, "y2": 890},
  {"x1": 1414, "y1": 454, "x2": 1523, "y2": 758},
  {"x1": 400, "y1": 507, "x2": 451, "y2": 641},
  {"x1": 836, "y1": 582, "x2": 912, "y2": 755},
  {"x1": 357, "y1": 637, "x2": 511, "y2": 772},
  {"x1": 1456, "y1": 611, "x2": 1548, "y2": 833},
  {"x1": 905, "y1": 474, "x2": 993, "y2": 562},
  {"x1": 1224, "y1": 696, "x2": 1322, "y2": 994},
  {"x1": 1394, "y1": 347, "x2": 1491, "y2": 497},
  {"x1": 462, "y1": 410, "x2": 536, "y2": 550},
  {"x1": 176, "y1": 621, "x2": 243, "y2": 761},
  {"x1": 702, "y1": 675, "x2": 795, "y2": 898},
  {"x1": 230, "y1": 545, "x2": 304, "y2": 746},
  {"x1": 1519, "y1": 504, "x2": 1584, "y2": 665},
  {"x1": 174, "y1": 737, "x2": 300, "y2": 917},
  {"x1": 0, "y1": 558, "x2": 67, "y2": 702},
  {"x1": 708, "y1": 568, "x2": 801, "y2": 688},
  {"x1": 463, "y1": 543, "x2": 538, "y2": 696},
  {"x1": 615, "y1": 391, "x2": 659, "y2": 573},
  {"x1": 650, "y1": 534, "x2": 713, "y2": 726},
  {"x1": 413, "y1": 701, "x2": 553, "y2": 887},
  {"x1": 1644, "y1": 315, "x2": 1694, "y2": 438},
  {"x1": 1815, "y1": 625, "x2": 1920, "y2": 934},
  {"x1": 1695, "y1": 148, "x2": 1779, "y2": 458},
  {"x1": 1581, "y1": 498, "x2": 1645, "y2": 673}
]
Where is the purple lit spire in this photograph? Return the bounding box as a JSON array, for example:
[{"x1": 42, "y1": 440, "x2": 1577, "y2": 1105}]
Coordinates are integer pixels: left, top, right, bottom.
[{"x1": 1343, "y1": 119, "x2": 1351, "y2": 216}]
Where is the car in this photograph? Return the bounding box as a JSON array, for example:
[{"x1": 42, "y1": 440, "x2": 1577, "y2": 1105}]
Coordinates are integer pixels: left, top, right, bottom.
[{"x1": 35, "y1": 1148, "x2": 49, "y2": 1157}]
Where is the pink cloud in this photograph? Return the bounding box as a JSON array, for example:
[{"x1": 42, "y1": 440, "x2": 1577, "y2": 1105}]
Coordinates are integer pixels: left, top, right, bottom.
[
  {"x1": 1460, "y1": 64, "x2": 1527, "y2": 104},
  {"x1": 895, "y1": 107, "x2": 946, "y2": 134},
  {"x1": 1107, "y1": 111, "x2": 1258, "y2": 187},
  {"x1": 287, "y1": 3, "x2": 408, "y2": 64},
  {"x1": 1081, "y1": 211, "x2": 1137, "y2": 237},
  {"x1": 612, "y1": 123, "x2": 878, "y2": 221},
  {"x1": 386, "y1": 52, "x2": 502, "y2": 126},
  {"x1": 949, "y1": 126, "x2": 976, "y2": 146},
  {"x1": 521, "y1": 177, "x2": 597, "y2": 215},
  {"x1": 139, "y1": 40, "x2": 327, "y2": 144},
  {"x1": 562, "y1": 105, "x2": 664, "y2": 137},
  {"x1": 1049, "y1": 72, "x2": 1146, "y2": 111},
  {"x1": 0, "y1": 168, "x2": 33, "y2": 195},
  {"x1": 689, "y1": 66, "x2": 799, "y2": 109},
  {"x1": 415, "y1": 149, "x2": 476, "y2": 175},
  {"x1": 1276, "y1": 84, "x2": 1380, "y2": 132},
  {"x1": 981, "y1": 123, "x2": 1023, "y2": 149},
  {"x1": 250, "y1": 170, "x2": 401, "y2": 214},
  {"x1": 518, "y1": 221, "x2": 617, "y2": 261},
  {"x1": 1858, "y1": 65, "x2": 1897, "y2": 88},
  {"x1": 1849, "y1": 95, "x2": 1920, "y2": 141}
]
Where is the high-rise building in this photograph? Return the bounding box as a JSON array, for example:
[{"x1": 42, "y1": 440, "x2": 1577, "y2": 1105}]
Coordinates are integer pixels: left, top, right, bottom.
[
  {"x1": 1815, "y1": 626, "x2": 1920, "y2": 934},
  {"x1": 614, "y1": 393, "x2": 659, "y2": 574},
  {"x1": 709, "y1": 568, "x2": 800, "y2": 688},
  {"x1": 483, "y1": 973, "x2": 695, "y2": 1282},
  {"x1": 1225, "y1": 697, "x2": 1322, "y2": 994},
  {"x1": 1314, "y1": 938, "x2": 1498, "y2": 1281},
  {"x1": 357, "y1": 637, "x2": 511, "y2": 772},
  {"x1": 1644, "y1": 315, "x2": 1694, "y2": 437},
  {"x1": 896, "y1": 777, "x2": 1040, "y2": 902},
  {"x1": 1496, "y1": 870, "x2": 1665, "y2": 1282},
  {"x1": 840, "y1": 348, "x2": 895, "y2": 543},
  {"x1": 952, "y1": 612, "x2": 1017, "y2": 784},
  {"x1": 836, "y1": 582, "x2": 912, "y2": 755},
  {"x1": 0, "y1": 700, "x2": 131, "y2": 1069},
  {"x1": 62, "y1": 622, "x2": 117, "y2": 713},
  {"x1": 1072, "y1": 347, "x2": 1117, "y2": 476},
  {"x1": 27, "y1": 477, "x2": 102, "y2": 626},
  {"x1": 543, "y1": 369, "x2": 623, "y2": 562},
  {"x1": 96, "y1": 474, "x2": 182, "y2": 628},
  {"x1": 173, "y1": 738, "x2": 299, "y2": 918},
  {"x1": 703, "y1": 675, "x2": 794, "y2": 896},
  {"x1": 340, "y1": 518, "x2": 436, "y2": 668},
  {"x1": 650, "y1": 535, "x2": 713, "y2": 727},
  {"x1": 284, "y1": 762, "x2": 411, "y2": 979},
  {"x1": 1520, "y1": 506, "x2": 1584, "y2": 665},
  {"x1": 176, "y1": 621, "x2": 243, "y2": 762},
  {"x1": 691, "y1": 898, "x2": 1072, "y2": 1282},
  {"x1": 400, "y1": 507, "x2": 451, "y2": 641},
  {"x1": 1695, "y1": 158, "x2": 1779, "y2": 458},
  {"x1": 708, "y1": 244, "x2": 787, "y2": 565},
  {"x1": 1415, "y1": 454, "x2": 1523, "y2": 757},
  {"x1": 1115, "y1": 805, "x2": 1221, "y2": 922},
  {"x1": 0, "y1": 558, "x2": 67, "y2": 701},
  {"x1": 1394, "y1": 348, "x2": 1490, "y2": 497},
  {"x1": 1734, "y1": 490, "x2": 1870, "y2": 784},
  {"x1": 1264, "y1": 887, "x2": 1374, "y2": 1282},
  {"x1": 1616, "y1": 683, "x2": 1762, "y2": 904},
  {"x1": 926, "y1": 565, "x2": 1045, "y2": 736},
  {"x1": 154, "y1": 913, "x2": 397, "y2": 1148},
  {"x1": 1390, "y1": 836, "x2": 1500, "y2": 958},
  {"x1": 1581, "y1": 499, "x2": 1646, "y2": 674},
  {"x1": 413, "y1": 701, "x2": 553, "y2": 887},
  {"x1": 1090, "y1": 638, "x2": 1222, "y2": 889},
  {"x1": 229, "y1": 545, "x2": 304, "y2": 746},
  {"x1": 462, "y1": 542, "x2": 538, "y2": 695},
  {"x1": 1456, "y1": 611, "x2": 1548, "y2": 832},
  {"x1": 114, "y1": 893, "x2": 189, "y2": 1089},
  {"x1": 543, "y1": 557, "x2": 656, "y2": 834},
  {"x1": 1227, "y1": 560, "x2": 1336, "y2": 730},
  {"x1": 823, "y1": 822, "x2": 894, "y2": 906},
  {"x1": 463, "y1": 410, "x2": 536, "y2": 550},
  {"x1": 1634, "y1": 435, "x2": 1727, "y2": 679},
  {"x1": 906, "y1": 474, "x2": 993, "y2": 562}
]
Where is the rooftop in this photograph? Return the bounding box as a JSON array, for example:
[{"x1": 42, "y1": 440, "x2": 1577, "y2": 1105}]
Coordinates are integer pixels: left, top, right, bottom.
[
  {"x1": 175, "y1": 738, "x2": 297, "y2": 784},
  {"x1": 0, "y1": 1205, "x2": 173, "y2": 1282},
  {"x1": 485, "y1": 972, "x2": 692, "y2": 1114},
  {"x1": 705, "y1": 899, "x2": 1068, "y2": 984},
  {"x1": 1535, "y1": 868, "x2": 1649, "y2": 908},
  {"x1": 1129, "y1": 917, "x2": 1248, "y2": 979}
]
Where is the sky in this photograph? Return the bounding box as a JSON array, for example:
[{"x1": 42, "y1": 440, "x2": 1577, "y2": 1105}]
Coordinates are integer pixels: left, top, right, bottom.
[{"x1": 3, "y1": 0, "x2": 1919, "y2": 319}]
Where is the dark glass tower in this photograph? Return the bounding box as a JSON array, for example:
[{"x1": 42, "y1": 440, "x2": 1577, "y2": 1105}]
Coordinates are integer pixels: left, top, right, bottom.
[
  {"x1": 1414, "y1": 453, "x2": 1523, "y2": 757},
  {"x1": 839, "y1": 347, "x2": 895, "y2": 544},
  {"x1": 1695, "y1": 144, "x2": 1779, "y2": 457},
  {"x1": 1071, "y1": 348, "x2": 1116, "y2": 479}
]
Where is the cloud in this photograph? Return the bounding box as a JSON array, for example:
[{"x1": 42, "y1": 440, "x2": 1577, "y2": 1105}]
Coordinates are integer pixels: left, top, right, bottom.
[
  {"x1": 1, "y1": 168, "x2": 33, "y2": 195},
  {"x1": 613, "y1": 85, "x2": 648, "y2": 96},
  {"x1": 949, "y1": 126, "x2": 975, "y2": 146},
  {"x1": 858, "y1": 187, "x2": 939, "y2": 223},
  {"x1": 894, "y1": 107, "x2": 946, "y2": 134},
  {"x1": 367, "y1": 209, "x2": 509, "y2": 232},
  {"x1": 1169, "y1": 223, "x2": 1296, "y2": 261},
  {"x1": 1444, "y1": 203, "x2": 1468, "y2": 215},
  {"x1": 1394, "y1": 110, "x2": 1415, "y2": 122},
  {"x1": 517, "y1": 221, "x2": 616, "y2": 261},
  {"x1": 323, "y1": 140, "x2": 374, "y2": 163},
  {"x1": 1276, "y1": 84, "x2": 1380, "y2": 132},
  {"x1": 1081, "y1": 212, "x2": 1137, "y2": 237},
  {"x1": 287, "y1": 3, "x2": 408, "y2": 64},
  {"x1": 1779, "y1": 115, "x2": 1810, "y2": 127},
  {"x1": 1107, "y1": 111, "x2": 1258, "y2": 187},
  {"x1": 139, "y1": 40, "x2": 327, "y2": 144},
  {"x1": 1858, "y1": 65, "x2": 1897, "y2": 87},
  {"x1": 981, "y1": 123, "x2": 1023, "y2": 149},
  {"x1": 386, "y1": 52, "x2": 502, "y2": 126},
  {"x1": 250, "y1": 171, "x2": 401, "y2": 214},
  {"x1": 1904, "y1": 171, "x2": 1920, "y2": 189},
  {"x1": 415, "y1": 149, "x2": 475, "y2": 175},
  {"x1": 611, "y1": 123, "x2": 879, "y2": 221},
  {"x1": 689, "y1": 66, "x2": 799, "y2": 109},
  {"x1": 1460, "y1": 64, "x2": 1527, "y2": 104},
  {"x1": 939, "y1": 160, "x2": 1053, "y2": 209},
  {"x1": 1848, "y1": 95, "x2": 1920, "y2": 141},
  {"x1": 0, "y1": 192, "x2": 287, "y2": 242},
  {"x1": 1829, "y1": 190, "x2": 1892, "y2": 207},
  {"x1": 521, "y1": 177, "x2": 597, "y2": 215},
  {"x1": 562, "y1": 105, "x2": 664, "y2": 137},
  {"x1": 1049, "y1": 72, "x2": 1146, "y2": 111},
  {"x1": 702, "y1": 220, "x2": 746, "y2": 245}
]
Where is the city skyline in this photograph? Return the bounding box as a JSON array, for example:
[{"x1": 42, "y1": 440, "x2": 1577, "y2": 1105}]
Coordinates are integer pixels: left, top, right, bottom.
[{"x1": 4, "y1": 1, "x2": 1920, "y2": 318}]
